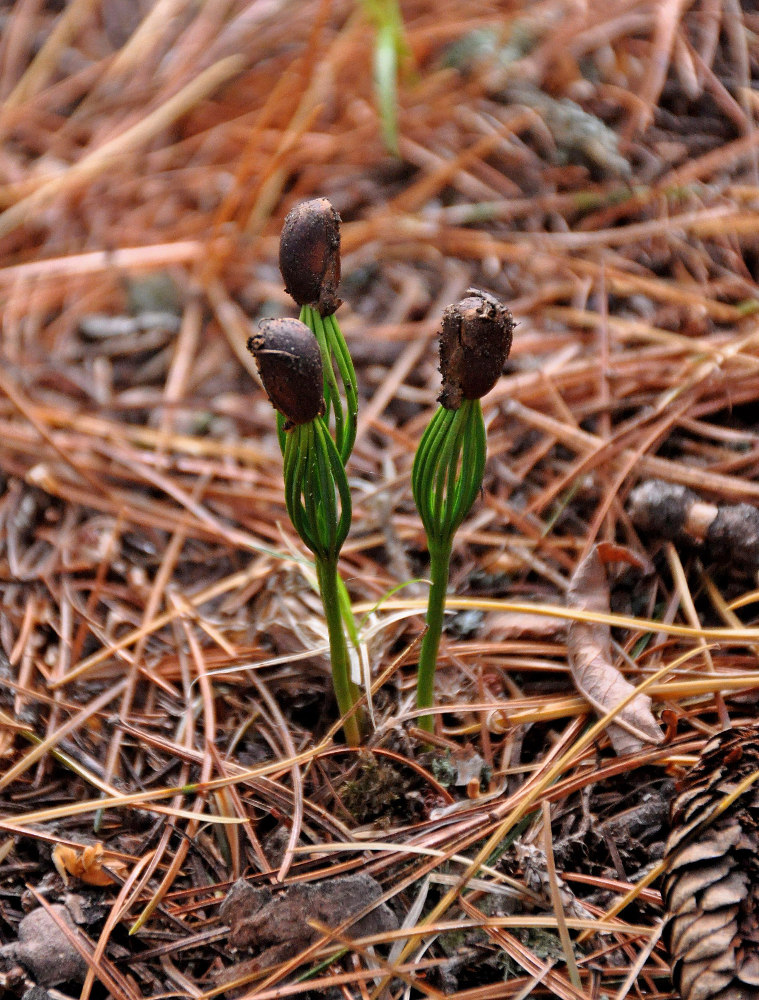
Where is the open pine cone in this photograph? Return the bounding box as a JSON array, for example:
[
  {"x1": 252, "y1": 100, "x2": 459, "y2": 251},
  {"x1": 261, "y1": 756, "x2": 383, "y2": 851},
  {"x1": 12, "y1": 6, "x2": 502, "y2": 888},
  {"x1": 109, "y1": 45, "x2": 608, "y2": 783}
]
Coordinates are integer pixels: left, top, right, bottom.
[{"x1": 663, "y1": 726, "x2": 759, "y2": 1000}]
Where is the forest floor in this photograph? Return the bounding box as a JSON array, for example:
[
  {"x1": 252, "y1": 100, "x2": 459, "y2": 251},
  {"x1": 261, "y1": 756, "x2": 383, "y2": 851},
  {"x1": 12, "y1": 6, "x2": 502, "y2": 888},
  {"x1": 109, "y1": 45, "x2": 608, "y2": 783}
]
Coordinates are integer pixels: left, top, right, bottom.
[{"x1": 2, "y1": 1, "x2": 759, "y2": 998}]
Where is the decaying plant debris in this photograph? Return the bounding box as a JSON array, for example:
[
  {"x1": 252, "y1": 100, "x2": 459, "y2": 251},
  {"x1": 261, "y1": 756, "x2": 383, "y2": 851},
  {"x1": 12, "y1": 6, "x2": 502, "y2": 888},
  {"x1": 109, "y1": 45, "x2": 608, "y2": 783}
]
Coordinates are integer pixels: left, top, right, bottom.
[
  {"x1": 3, "y1": 2, "x2": 759, "y2": 999},
  {"x1": 565, "y1": 543, "x2": 663, "y2": 756},
  {"x1": 630, "y1": 478, "x2": 759, "y2": 573},
  {"x1": 218, "y1": 872, "x2": 398, "y2": 973}
]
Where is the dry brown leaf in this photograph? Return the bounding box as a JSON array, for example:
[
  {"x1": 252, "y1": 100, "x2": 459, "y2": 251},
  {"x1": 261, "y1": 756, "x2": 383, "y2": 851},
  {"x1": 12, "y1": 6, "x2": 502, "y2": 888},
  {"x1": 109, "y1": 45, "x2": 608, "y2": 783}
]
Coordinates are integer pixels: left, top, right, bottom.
[
  {"x1": 566, "y1": 544, "x2": 662, "y2": 755},
  {"x1": 486, "y1": 610, "x2": 566, "y2": 640}
]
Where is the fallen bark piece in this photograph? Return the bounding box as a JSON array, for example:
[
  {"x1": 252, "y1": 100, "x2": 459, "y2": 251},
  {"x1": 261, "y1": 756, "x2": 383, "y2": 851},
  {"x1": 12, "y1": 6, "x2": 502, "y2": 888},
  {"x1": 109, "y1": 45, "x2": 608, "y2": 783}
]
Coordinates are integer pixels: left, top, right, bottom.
[
  {"x1": 2, "y1": 904, "x2": 89, "y2": 986},
  {"x1": 219, "y1": 872, "x2": 397, "y2": 970},
  {"x1": 627, "y1": 480, "x2": 697, "y2": 538},
  {"x1": 566, "y1": 544, "x2": 662, "y2": 755},
  {"x1": 628, "y1": 479, "x2": 759, "y2": 573},
  {"x1": 707, "y1": 504, "x2": 759, "y2": 573},
  {"x1": 663, "y1": 726, "x2": 759, "y2": 1000}
]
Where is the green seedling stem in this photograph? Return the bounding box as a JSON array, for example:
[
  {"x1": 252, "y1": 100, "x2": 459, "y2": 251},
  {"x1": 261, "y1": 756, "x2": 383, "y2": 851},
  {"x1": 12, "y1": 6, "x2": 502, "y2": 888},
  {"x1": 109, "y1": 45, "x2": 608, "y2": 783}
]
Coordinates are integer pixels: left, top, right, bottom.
[
  {"x1": 283, "y1": 418, "x2": 362, "y2": 745},
  {"x1": 316, "y1": 556, "x2": 362, "y2": 748},
  {"x1": 412, "y1": 398, "x2": 486, "y2": 731}
]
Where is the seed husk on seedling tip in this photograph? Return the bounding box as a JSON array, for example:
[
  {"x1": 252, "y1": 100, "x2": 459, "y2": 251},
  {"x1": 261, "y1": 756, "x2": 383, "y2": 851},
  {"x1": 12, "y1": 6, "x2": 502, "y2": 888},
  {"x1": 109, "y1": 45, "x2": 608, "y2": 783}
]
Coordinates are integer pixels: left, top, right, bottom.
[
  {"x1": 279, "y1": 197, "x2": 342, "y2": 317},
  {"x1": 279, "y1": 196, "x2": 357, "y2": 464},
  {"x1": 247, "y1": 317, "x2": 325, "y2": 428},
  {"x1": 438, "y1": 288, "x2": 514, "y2": 410}
]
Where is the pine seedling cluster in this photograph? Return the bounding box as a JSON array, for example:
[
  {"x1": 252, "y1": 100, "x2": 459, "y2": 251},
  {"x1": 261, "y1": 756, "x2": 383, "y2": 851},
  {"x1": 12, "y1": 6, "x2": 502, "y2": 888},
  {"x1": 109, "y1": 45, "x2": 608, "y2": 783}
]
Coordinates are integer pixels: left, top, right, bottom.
[{"x1": 249, "y1": 198, "x2": 513, "y2": 742}]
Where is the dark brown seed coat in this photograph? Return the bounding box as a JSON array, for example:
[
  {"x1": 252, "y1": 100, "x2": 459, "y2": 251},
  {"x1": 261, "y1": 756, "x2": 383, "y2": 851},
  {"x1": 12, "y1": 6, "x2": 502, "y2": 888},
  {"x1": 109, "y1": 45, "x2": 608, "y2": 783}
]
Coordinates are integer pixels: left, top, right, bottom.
[
  {"x1": 247, "y1": 317, "x2": 324, "y2": 427},
  {"x1": 279, "y1": 198, "x2": 342, "y2": 316},
  {"x1": 438, "y1": 288, "x2": 513, "y2": 409}
]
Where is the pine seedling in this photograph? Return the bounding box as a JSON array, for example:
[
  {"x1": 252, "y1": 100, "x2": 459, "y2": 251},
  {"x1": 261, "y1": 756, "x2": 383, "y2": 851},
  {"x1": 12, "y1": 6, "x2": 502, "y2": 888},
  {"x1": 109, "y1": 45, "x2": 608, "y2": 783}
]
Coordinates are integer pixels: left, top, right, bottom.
[
  {"x1": 279, "y1": 198, "x2": 358, "y2": 463},
  {"x1": 278, "y1": 197, "x2": 365, "y2": 703},
  {"x1": 248, "y1": 317, "x2": 362, "y2": 746},
  {"x1": 412, "y1": 289, "x2": 514, "y2": 731},
  {"x1": 278, "y1": 196, "x2": 366, "y2": 720}
]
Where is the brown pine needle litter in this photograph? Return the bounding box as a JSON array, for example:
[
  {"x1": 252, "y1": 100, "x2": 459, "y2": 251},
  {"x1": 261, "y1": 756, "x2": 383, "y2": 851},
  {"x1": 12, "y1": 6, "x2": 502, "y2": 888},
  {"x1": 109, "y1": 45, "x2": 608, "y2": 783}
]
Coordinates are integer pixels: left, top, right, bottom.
[{"x1": 3, "y1": 1, "x2": 759, "y2": 998}]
